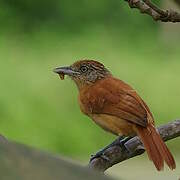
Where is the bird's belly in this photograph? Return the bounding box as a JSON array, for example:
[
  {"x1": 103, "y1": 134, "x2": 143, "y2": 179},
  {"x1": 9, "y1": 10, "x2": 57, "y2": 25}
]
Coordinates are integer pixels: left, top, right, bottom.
[{"x1": 91, "y1": 114, "x2": 135, "y2": 136}]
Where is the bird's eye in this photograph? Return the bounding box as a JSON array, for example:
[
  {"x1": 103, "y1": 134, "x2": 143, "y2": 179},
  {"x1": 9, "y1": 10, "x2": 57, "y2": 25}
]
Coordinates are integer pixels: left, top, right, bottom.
[{"x1": 80, "y1": 66, "x2": 88, "y2": 73}]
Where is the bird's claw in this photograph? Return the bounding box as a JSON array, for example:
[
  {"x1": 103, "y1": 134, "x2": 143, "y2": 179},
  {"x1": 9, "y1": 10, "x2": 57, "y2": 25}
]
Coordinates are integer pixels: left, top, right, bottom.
[
  {"x1": 119, "y1": 136, "x2": 132, "y2": 145},
  {"x1": 90, "y1": 151, "x2": 109, "y2": 162},
  {"x1": 90, "y1": 136, "x2": 132, "y2": 162}
]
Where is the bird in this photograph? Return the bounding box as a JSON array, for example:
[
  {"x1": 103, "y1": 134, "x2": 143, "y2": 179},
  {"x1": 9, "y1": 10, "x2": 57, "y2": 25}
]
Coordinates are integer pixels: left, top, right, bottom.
[{"x1": 53, "y1": 59, "x2": 176, "y2": 171}]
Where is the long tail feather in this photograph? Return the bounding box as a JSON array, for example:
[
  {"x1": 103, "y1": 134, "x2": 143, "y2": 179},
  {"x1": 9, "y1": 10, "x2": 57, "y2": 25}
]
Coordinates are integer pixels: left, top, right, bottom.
[{"x1": 135, "y1": 124, "x2": 176, "y2": 171}]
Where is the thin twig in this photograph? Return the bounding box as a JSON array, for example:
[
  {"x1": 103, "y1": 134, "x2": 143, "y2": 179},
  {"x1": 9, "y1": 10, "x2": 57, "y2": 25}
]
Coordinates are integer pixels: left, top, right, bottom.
[
  {"x1": 88, "y1": 120, "x2": 180, "y2": 172},
  {"x1": 124, "y1": 0, "x2": 180, "y2": 22},
  {"x1": 143, "y1": 0, "x2": 167, "y2": 15}
]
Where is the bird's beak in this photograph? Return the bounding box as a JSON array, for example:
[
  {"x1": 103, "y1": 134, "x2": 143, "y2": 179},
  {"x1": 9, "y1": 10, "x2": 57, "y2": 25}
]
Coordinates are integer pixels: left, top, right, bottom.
[{"x1": 53, "y1": 66, "x2": 79, "y2": 76}]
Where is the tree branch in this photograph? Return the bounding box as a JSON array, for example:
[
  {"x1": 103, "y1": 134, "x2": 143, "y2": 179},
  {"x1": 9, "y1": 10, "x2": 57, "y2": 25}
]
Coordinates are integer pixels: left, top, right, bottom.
[
  {"x1": 88, "y1": 120, "x2": 180, "y2": 172},
  {"x1": 124, "y1": 0, "x2": 180, "y2": 22},
  {"x1": 0, "y1": 136, "x2": 113, "y2": 180}
]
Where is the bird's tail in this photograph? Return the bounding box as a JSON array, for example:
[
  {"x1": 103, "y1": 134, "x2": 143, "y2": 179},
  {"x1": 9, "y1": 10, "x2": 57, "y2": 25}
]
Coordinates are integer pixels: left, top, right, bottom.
[{"x1": 135, "y1": 124, "x2": 176, "y2": 171}]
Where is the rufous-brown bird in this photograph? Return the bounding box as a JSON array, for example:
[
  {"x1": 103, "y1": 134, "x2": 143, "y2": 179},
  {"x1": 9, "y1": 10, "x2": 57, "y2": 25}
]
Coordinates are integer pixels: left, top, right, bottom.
[{"x1": 53, "y1": 59, "x2": 176, "y2": 171}]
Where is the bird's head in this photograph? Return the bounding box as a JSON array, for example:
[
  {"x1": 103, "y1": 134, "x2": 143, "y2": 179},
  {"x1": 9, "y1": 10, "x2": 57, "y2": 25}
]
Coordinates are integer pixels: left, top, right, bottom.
[{"x1": 53, "y1": 60, "x2": 111, "y2": 89}]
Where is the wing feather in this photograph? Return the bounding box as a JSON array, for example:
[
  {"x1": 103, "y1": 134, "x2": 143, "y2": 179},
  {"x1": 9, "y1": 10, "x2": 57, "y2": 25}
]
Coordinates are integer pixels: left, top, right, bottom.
[{"x1": 80, "y1": 77, "x2": 149, "y2": 127}]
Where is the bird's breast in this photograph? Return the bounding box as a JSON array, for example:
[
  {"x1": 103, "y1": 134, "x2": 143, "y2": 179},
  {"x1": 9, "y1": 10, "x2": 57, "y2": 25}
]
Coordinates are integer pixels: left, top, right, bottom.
[
  {"x1": 78, "y1": 92, "x2": 135, "y2": 136},
  {"x1": 78, "y1": 94, "x2": 90, "y2": 115}
]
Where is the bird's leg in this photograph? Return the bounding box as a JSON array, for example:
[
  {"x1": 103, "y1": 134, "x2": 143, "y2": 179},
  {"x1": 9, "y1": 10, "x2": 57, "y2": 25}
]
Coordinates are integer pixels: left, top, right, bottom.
[{"x1": 90, "y1": 136, "x2": 132, "y2": 162}]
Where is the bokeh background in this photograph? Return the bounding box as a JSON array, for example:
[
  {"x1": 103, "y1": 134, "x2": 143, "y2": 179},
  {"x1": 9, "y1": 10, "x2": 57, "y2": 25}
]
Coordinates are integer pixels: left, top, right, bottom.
[{"x1": 0, "y1": 0, "x2": 179, "y2": 179}]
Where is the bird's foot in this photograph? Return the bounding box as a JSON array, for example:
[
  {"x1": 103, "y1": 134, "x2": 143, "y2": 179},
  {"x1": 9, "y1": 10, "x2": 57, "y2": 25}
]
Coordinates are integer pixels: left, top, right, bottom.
[
  {"x1": 119, "y1": 136, "x2": 132, "y2": 146},
  {"x1": 90, "y1": 136, "x2": 132, "y2": 162},
  {"x1": 90, "y1": 150, "x2": 109, "y2": 162}
]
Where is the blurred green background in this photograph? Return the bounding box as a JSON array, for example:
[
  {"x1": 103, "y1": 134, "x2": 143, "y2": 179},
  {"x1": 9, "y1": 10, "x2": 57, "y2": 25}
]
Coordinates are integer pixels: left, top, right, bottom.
[{"x1": 0, "y1": 0, "x2": 179, "y2": 179}]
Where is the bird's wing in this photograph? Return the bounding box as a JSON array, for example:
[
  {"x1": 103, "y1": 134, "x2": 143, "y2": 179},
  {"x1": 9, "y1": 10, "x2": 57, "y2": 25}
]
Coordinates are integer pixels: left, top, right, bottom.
[{"x1": 85, "y1": 77, "x2": 151, "y2": 127}]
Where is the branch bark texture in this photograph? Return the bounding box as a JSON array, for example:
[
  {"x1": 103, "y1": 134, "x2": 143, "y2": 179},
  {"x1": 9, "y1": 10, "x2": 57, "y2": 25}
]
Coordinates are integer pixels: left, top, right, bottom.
[
  {"x1": 124, "y1": 0, "x2": 180, "y2": 22},
  {"x1": 89, "y1": 120, "x2": 180, "y2": 172}
]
